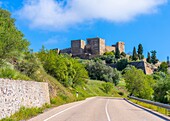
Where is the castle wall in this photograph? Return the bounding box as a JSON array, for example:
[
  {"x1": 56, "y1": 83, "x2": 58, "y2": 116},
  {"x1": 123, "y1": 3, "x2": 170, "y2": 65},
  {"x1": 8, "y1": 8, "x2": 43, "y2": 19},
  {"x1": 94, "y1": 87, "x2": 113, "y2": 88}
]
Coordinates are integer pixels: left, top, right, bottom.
[
  {"x1": 99, "y1": 38, "x2": 106, "y2": 55},
  {"x1": 105, "y1": 46, "x2": 116, "y2": 53},
  {"x1": 116, "y1": 42, "x2": 125, "y2": 53},
  {"x1": 55, "y1": 37, "x2": 125, "y2": 59},
  {"x1": 71, "y1": 40, "x2": 85, "y2": 56},
  {"x1": 0, "y1": 79, "x2": 50, "y2": 119},
  {"x1": 60, "y1": 48, "x2": 71, "y2": 54},
  {"x1": 86, "y1": 38, "x2": 106, "y2": 55},
  {"x1": 87, "y1": 38, "x2": 100, "y2": 55}
]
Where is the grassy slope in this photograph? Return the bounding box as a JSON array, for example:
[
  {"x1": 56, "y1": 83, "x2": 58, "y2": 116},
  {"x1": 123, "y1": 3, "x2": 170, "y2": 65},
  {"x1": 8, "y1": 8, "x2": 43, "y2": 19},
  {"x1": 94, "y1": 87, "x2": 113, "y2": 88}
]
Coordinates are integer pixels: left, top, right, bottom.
[{"x1": 0, "y1": 68, "x2": 123, "y2": 121}]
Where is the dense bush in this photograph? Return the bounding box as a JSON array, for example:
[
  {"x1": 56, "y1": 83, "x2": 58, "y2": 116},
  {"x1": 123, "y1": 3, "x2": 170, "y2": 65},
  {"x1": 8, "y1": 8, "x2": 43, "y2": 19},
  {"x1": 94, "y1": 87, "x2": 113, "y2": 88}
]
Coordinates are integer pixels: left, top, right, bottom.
[
  {"x1": 102, "y1": 82, "x2": 114, "y2": 93},
  {"x1": 0, "y1": 9, "x2": 29, "y2": 66},
  {"x1": 124, "y1": 66, "x2": 155, "y2": 99},
  {"x1": 37, "y1": 49, "x2": 88, "y2": 87},
  {"x1": 117, "y1": 59, "x2": 128, "y2": 71},
  {"x1": 0, "y1": 67, "x2": 30, "y2": 80},
  {"x1": 85, "y1": 60, "x2": 121, "y2": 85},
  {"x1": 153, "y1": 72, "x2": 170, "y2": 104}
]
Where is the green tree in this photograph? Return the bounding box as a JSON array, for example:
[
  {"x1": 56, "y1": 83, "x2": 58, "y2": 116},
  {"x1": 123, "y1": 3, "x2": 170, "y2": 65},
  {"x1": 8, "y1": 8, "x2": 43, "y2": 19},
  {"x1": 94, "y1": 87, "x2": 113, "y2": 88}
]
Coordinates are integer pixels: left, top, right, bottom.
[
  {"x1": 158, "y1": 62, "x2": 168, "y2": 73},
  {"x1": 0, "y1": 9, "x2": 29, "y2": 65},
  {"x1": 137, "y1": 44, "x2": 144, "y2": 60},
  {"x1": 85, "y1": 61, "x2": 121, "y2": 85},
  {"x1": 151, "y1": 50, "x2": 159, "y2": 64},
  {"x1": 115, "y1": 47, "x2": 121, "y2": 59},
  {"x1": 153, "y1": 73, "x2": 170, "y2": 104},
  {"x1": 117, "y1": 59, "x2": 128, "y2": 71},
  {"x1": 124, "y1": 66, "x2": 155, "y2": 99},
  {"x1": 146, "y1": 52, "x2": 151, "y2": 63},
  {"x1": 38, "y1": 49, "x2": 88, "y2": 87},
  {"x1": 132, "y1": 47, "x2": 138, "y2": 61}
]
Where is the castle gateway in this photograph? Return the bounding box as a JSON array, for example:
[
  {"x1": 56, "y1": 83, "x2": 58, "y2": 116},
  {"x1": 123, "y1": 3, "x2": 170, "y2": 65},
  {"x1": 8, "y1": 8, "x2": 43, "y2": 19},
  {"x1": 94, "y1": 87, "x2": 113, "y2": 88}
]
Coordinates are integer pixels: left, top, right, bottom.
[{"x1": 55, "y1": 37, "x2": 125, "y2": 59}]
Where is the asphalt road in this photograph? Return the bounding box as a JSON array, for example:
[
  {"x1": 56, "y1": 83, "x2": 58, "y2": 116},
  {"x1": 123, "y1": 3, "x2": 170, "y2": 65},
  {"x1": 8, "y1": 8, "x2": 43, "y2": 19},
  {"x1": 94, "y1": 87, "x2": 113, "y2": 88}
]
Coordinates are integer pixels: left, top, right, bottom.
[{"x1": 29, "y1": 97, "x2": 170, "y2": 121}]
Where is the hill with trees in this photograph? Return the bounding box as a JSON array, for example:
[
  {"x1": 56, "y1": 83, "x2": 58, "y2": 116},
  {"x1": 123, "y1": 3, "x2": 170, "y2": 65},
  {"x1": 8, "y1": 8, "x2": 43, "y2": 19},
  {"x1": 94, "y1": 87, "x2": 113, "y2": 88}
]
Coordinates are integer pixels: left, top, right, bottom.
[{"x1": 0, "y1": 8, "x2": 170, "y2": 120}]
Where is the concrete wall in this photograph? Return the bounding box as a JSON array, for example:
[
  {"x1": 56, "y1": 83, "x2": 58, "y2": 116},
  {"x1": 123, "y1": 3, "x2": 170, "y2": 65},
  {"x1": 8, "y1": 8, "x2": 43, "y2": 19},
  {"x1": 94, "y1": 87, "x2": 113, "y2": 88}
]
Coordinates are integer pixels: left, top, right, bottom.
[{"x1": 0, "y1": 79, "x2": 50, "y2": 119}]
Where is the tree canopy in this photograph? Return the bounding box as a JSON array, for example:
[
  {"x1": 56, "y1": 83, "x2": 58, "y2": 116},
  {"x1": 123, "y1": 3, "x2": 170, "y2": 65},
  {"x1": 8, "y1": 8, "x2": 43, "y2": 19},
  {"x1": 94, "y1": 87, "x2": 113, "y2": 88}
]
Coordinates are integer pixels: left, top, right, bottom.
[
  {"x1": 124, "y1": 66, "x2": 155, "y2": 99},
  {"x1": 0, "y1": 9, "x2": 29, "y2": 65},
  {"x1": 137, "y1": 44, "x2": 144, "y2": 60}
]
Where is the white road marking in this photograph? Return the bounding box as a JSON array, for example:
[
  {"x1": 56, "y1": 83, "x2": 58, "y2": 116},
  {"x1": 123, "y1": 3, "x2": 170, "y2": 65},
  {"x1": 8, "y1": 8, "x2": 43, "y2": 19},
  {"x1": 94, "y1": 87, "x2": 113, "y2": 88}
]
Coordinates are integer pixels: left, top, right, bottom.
[
  {"x1": 44, "y1": 97, "x2": 95, "y2": 121},
  {"x1": 105, "y1": 99, "x2": 111, "y2": 121}
]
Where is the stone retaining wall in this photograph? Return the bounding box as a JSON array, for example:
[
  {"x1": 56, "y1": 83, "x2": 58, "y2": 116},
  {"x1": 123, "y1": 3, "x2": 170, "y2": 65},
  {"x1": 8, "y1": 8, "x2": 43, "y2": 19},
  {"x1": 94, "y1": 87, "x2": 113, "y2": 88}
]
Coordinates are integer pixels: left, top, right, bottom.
[{"x1": 0, "y1": 79, "x2": 50, "y2": 119}]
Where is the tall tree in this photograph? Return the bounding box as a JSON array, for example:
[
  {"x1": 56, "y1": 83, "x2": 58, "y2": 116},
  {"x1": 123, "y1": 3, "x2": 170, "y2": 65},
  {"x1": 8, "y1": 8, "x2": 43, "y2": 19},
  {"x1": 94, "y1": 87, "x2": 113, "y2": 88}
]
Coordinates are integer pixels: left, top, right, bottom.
[
  {"x1": 0, "y1": 9, "x2": 29, "y2": 65},
  {"x1": 151, "y1": 50, "x2": 159, "y2": 64},
  {"x1": 147, "y1": 52, "x2": 151, "y2": 63},
  {"x1": 115, "y1": 47, "x2": 121, "y2": 59},
  {"x1": 124, "y1": 66, "x2": 155, "y2": 99},
  {"x1": 137, "y1": 44, "x2": 144, "y2": 60},
  {"x1": 132, "y1": 47, "x2": 138, "y2": 61}
]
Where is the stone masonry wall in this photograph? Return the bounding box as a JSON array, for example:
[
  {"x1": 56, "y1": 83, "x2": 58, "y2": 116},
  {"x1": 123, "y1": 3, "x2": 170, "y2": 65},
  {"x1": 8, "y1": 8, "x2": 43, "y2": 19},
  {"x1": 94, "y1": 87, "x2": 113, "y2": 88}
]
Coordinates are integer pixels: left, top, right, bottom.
[{"x1": 0, "y1": 79, "x2": 50, "y2": 119}]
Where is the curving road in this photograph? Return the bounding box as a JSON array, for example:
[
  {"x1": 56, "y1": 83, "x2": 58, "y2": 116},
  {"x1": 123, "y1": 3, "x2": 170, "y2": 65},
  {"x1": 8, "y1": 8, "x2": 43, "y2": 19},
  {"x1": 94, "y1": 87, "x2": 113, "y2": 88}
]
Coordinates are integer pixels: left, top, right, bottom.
[{"x1": 29, "y1": 97, "x2": 170, "y2": 121}]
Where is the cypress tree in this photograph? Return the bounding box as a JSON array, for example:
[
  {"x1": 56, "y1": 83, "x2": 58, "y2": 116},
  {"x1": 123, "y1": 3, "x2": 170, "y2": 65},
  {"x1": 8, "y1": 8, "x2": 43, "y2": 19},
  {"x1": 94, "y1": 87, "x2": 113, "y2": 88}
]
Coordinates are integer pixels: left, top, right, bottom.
[
  {"x1": 115, "y1": 47, "x2": 120, "y2": 59},
  {"x1": 151, "y1": 50, "x2": 158, "y2": 64},
  {"x1": 137, "y1": 44, "x2": 144, "y2": 60},
  {"x1": 132, "y1": 47, "x2": 138, "y2": 61},
  {"x1": 146, "y1": 52, "x2": 151, "y2": 63}
]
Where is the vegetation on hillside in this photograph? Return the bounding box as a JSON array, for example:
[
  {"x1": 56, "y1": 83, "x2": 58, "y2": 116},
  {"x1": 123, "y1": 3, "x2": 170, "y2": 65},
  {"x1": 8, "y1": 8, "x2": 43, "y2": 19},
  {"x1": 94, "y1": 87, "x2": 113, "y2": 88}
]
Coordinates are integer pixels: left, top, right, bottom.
[{"x1": 0, "y1": 8, "x2": 170, "y2": 121}]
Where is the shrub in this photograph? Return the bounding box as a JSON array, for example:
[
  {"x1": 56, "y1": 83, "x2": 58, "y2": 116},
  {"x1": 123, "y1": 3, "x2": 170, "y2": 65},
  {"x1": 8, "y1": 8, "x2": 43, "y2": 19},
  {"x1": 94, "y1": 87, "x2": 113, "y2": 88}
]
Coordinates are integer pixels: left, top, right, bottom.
[
  {"x1": 0, "y1": 67, "x2": 30, "y2": 80},
  {"x1": 102, "y1": 82, "x2": 114, "y2": 94},
  {"x1": 117, "y1": 59, "x2": 128, "y2": 71}
]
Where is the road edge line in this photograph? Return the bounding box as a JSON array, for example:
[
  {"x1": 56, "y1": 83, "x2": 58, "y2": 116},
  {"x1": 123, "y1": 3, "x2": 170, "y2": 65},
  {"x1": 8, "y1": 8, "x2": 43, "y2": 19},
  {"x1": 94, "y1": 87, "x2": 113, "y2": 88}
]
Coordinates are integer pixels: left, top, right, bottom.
[
  {"x1": 44, "y1": 97, "x2": 95, "y2": 121},
  {"x1": 105, "y1": 99, "x2": 111, "y2": 121}
]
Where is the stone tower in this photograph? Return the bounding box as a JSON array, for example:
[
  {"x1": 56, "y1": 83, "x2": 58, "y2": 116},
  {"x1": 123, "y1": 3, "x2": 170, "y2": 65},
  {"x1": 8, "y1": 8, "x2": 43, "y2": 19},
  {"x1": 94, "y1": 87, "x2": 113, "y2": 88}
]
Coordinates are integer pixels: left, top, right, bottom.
[
  {"x1": 116, "y1": 42, "x2": 125, "y2": 53},
  {"x1": 71, "y1": 40, "x2": 85, "y2": 56},
  {"x1": 86, "y1": 37, "x2": 106, "y2": 55}
]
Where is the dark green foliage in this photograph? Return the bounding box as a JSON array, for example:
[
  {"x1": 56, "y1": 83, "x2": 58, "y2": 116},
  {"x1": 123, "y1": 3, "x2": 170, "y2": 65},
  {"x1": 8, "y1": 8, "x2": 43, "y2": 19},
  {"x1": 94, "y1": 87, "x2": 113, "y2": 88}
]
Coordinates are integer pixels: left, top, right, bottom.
[
  {"x1": 85, "y1": 61, "x2": 121, "y2": 85},
  {"x1": 115, "y1": 47, "x2": 121, "y2": 59},
  {"x1": 0, "y1": 9, "x2": 29, "y2": 65},
  {"x1": 118, "y1": 91, "x2": 124, "y2": 96},
  {"x1": 137, "y1": 44, "x2": 144, "y2": 60},
  {"x1": 158, "y1": 62, "x2": 168, "y2": 73},
  {"x1": 37, "y1": 49, "x2": 88, "y2": 87},
  {"x1": 153, "y1": 72, "x2": 170, "y2": 104},
  {"x1": 151, "y1": 50, "x2": 159, "y2": 64},
  {"x1": 15, "y1": 51, "x2": 40, "y2": 77},
  {"x1": 102, "y1": 82, "x2": 114, "y2": 93},
  {"x1": 124, "y1": 66, "x2": 155, "y2": 99},
  {"x1": 99, "y1": 55, "x2": 116, "y2": 64},
  {"x1": 117, "y1": 59, "x2": 128, "y2": 71},
  {"x1": 132, "y1": 47, "x2": 138, "y2": 61},
  {"x1": 147, "y1": 52, "x2": 151, "y2": 63},
  {"x1": 121, "y1": 52, "x2": 126, "y2": 57}
]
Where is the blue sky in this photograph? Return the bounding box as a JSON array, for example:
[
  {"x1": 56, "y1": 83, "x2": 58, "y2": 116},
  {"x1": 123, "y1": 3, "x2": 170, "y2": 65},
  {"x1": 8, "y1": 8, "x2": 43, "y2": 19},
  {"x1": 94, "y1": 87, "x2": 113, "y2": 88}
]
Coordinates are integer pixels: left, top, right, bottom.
[{"x1": 0, "y1": 0, "x2": 170, "y2": 61}]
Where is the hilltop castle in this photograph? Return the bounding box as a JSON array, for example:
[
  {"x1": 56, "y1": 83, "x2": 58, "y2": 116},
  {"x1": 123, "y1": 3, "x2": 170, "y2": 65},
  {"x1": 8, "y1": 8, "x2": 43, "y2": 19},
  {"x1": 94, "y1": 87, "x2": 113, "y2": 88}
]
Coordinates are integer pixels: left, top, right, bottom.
[{"x1": 55, "y1": 37, "x2": 125, "y2": 59}]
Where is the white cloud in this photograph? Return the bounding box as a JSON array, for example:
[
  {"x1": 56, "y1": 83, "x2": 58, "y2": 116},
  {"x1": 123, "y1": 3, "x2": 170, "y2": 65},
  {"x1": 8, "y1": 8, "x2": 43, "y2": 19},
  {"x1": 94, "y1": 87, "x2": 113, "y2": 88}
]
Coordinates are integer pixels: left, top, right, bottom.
[
  {"x1": 43, "y1": 36, "x2": 67, "y2": 45},
  {"x1": 16, "y1": 0, "x2": 167, "y2": 30}
]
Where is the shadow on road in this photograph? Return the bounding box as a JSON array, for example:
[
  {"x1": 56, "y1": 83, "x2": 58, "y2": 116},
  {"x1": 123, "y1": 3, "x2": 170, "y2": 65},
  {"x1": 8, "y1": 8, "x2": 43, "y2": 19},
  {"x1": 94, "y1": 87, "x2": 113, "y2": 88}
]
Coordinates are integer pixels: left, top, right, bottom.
[{"x1": 124, "y1": 99, "x2": 170, "y2": 121}]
